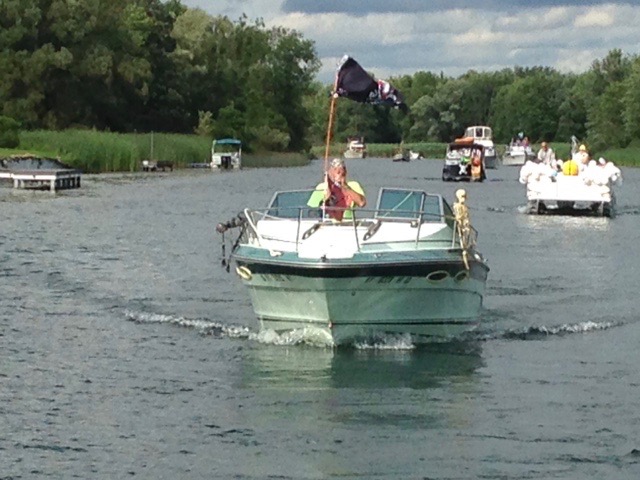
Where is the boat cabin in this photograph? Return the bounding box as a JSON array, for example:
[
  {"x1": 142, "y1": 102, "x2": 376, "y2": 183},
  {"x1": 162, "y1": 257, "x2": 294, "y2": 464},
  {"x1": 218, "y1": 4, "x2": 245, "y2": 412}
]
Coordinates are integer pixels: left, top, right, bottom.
[
  {"x1": 211, "y1": 138, "x2": 242, "y2": 170},
  {"x1": 464, "y1": 126, "x2": 493, "y2": 141}
]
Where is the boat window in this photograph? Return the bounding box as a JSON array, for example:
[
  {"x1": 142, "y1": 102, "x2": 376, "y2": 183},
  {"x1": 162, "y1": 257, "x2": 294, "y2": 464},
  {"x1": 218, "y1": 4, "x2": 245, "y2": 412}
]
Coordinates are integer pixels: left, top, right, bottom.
[
  {"x1": 423, "y1": 195, "x2": 442, "y2": 222},
  {"x1": 376, "y1": 189, "x2": 422, "y2": 219},
  {"x1": 442, "y1": 199, "x2": 454, "y2": 228},
  {"x1": 375, "y1": 189, "x2": 442, "y2": 222},
  {"x1": 266, "y1": 190, "x2": 315, "y2": 218}
]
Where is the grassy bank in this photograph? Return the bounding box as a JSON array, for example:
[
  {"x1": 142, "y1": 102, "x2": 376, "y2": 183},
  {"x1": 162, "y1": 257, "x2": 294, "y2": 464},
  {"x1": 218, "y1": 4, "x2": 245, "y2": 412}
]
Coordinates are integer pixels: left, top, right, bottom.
[
  {"x1": 311, "y1": 142, "x2": 446, "y2": 159},
  {"x1": 4, "y1": 130, "x2": 308, "y2": 173},
  {"x1": 2, "y1": 130, "x2": 637, "y2": 172}
]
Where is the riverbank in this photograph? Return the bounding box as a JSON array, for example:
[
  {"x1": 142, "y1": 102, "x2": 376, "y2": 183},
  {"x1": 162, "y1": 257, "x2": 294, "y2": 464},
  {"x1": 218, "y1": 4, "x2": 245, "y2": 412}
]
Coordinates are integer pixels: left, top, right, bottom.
[
  {"x1": 313, "y1": 141, "x2": 639, "y2": 167},
  {"x1": 2, "y1": 130, "x2": 309, "y2": 173},
  {"x1": 2, "y1": 130, "x2": 637, "y2": 173}
]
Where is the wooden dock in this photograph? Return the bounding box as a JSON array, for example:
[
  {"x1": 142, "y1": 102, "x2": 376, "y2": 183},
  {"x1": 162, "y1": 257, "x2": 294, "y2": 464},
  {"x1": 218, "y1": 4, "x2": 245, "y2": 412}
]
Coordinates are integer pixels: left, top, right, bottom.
[{"x1": 2, "y1": 169, "x2": 81, "y2": 191}]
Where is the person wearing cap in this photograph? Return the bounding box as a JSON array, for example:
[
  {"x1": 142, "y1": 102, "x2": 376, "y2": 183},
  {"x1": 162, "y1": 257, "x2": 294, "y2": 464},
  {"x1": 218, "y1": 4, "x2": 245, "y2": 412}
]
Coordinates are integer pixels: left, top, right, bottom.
[
  {"x1": 537, "y1": 141, "x2": 556, "y2": 167},
  {"x1": 571, "y1": 144, "x2": 590, "y2": 170},
  {"x1": 307, "y1": 158, "x2": 366, "y2": 221}
]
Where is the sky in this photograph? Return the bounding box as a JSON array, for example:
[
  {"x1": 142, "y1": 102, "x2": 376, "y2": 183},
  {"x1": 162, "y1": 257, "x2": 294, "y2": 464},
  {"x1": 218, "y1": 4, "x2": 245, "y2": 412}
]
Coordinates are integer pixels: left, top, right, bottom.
[{"x1": 180, "y1": 0, "x2": 640, "y2": 83}]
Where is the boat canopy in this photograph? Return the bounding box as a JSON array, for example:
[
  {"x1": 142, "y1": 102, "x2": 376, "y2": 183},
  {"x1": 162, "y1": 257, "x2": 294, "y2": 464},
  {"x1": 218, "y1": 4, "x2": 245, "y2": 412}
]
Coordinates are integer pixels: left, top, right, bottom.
[
  {"x1": 464, "y1": 126, "x2": 492, "y2": 140},
  {"x1": 213, "y1": 138, "x2": 242, "y2": 146}
]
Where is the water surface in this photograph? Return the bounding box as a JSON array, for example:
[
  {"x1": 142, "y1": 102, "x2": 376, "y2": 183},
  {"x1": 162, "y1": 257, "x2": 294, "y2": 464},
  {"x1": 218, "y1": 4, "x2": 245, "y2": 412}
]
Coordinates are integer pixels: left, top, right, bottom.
[{"x1": 2, "y1": 160, "x2": 639, "y2": 479}]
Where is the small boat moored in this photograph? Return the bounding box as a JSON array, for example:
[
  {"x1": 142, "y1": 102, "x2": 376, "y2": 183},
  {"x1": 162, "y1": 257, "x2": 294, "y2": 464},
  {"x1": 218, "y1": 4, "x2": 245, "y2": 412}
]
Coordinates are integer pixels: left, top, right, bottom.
[
  {"x1": 211, "y1": 138, "x2": 242, "y2": 170},
  {"x1": 392, "y1": 146, "x2": 410, "y2": 162},
  {"x1": 343, "y1": 136, "x2": 367, "y2": 159}
]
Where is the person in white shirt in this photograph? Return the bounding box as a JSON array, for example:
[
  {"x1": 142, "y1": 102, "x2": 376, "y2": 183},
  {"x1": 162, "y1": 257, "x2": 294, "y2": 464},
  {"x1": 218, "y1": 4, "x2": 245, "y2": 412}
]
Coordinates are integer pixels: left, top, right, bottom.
[{"x1": 537, "y1": 142, "x2": 556, "y2": 168}]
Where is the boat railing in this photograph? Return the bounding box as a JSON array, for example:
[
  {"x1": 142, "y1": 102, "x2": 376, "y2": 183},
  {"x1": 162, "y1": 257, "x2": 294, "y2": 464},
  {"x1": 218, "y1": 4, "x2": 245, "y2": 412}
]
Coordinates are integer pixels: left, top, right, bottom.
[{"x1": 242, "y1": 205, "x2": 452, "y2": 252}]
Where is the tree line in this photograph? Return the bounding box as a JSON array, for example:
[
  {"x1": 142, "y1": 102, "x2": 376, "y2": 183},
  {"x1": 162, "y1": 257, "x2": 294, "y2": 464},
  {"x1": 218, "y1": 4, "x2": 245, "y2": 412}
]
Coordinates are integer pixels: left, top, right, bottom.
[{"x1": 1, "y1": 1, "x2": 639, "y2": 154}]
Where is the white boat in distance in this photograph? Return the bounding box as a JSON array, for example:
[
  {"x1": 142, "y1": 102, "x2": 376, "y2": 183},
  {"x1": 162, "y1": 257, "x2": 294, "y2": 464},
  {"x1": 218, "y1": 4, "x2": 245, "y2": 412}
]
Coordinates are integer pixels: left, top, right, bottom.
[
  {"x1": 211, "y1": 138, "x2": 242, "y2": 170},
  {"x1": 503, "y1": 133, "x2": 535, "y2": 166},
  {"x1": 343, "y1": 136, "x2": 367, "y2": 159},
  {"x1": 460, "y1": 126, "x2": 498, "y2": 169},
  {"x1": 217, "y1": 187, "x2": 489, "y2": 345}
]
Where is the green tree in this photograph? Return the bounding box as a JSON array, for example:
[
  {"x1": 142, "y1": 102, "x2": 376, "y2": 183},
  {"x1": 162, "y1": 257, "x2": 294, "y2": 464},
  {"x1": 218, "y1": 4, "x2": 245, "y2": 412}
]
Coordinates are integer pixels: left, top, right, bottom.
[{"x1": 622, "y1": 57, "x2": 640, "y2": 142}]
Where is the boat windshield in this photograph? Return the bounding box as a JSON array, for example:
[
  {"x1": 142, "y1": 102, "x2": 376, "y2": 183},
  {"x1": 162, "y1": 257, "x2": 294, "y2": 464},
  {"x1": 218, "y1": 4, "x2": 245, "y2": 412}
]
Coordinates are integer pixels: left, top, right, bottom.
[
  {"x1": 264, "y1": 188, "x2": 444, "y2": 223},
  {"x1": 266, "y1": 190, "x2": 317, "y2": 218},
  {"x1": 375, "y1": 188, "x2": 443, "y2": 222}
]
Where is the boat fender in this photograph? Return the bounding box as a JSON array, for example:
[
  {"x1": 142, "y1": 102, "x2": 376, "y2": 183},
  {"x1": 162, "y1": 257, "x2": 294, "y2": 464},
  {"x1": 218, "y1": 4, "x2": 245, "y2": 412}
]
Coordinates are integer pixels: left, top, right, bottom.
[
  {"x1": 302, "y1": 223, "x2": 321, "y2": 239},
  {"x1": 363, "y1": 220, "x2": 381, "y2": 241},
  {"x1": 236, "y1": 266, "x2": 252, "y2": 281}
]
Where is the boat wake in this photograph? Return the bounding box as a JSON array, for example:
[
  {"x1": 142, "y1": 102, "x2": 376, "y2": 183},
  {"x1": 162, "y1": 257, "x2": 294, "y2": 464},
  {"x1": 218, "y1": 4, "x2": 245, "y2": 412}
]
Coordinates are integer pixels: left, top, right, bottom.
[
  {"x1": 475, "y1": 319, "x2": 620, "y2": 341},
  {"x1": 127, "y1": 310, "x2": 618, "y2": 347},
  {"x1": 125, "y1": 310, "x2": 460, "y2": 350},
  {"x1": 615, "y1": 205, "x2": 640, "y2": 216},
  {"x1": 124, "y1": 310, "x2": 251, "y2": 339}
]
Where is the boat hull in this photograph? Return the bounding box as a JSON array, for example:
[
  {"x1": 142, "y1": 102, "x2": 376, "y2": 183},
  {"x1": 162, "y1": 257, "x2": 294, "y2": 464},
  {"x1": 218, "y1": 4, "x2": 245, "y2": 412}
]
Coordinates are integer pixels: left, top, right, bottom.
[
  {"x1": 502, "y1": 154, "x2": 527, "y2": 166},
  {"x1": 233, "y1": 254, "x2": 488, "y2": 344},
  {"x1": 442, "y1": 163, "x2": 484, "y2": 182},
  {"x1": 343, "y1": 150, "x2": 366, "y2": 159},
  {"x1": 484, "y1": 153, "x2": 499, "y2": 169},
  {"x1": 524, "y1": 176, "x2": 616, "y2": 217}
]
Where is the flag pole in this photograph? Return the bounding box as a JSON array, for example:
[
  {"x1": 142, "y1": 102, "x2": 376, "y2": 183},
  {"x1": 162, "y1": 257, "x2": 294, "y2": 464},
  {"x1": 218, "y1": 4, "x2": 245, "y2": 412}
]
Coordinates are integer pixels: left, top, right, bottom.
[{"x1": 323, "y1": 75, "x2": 339, "y2": 173}]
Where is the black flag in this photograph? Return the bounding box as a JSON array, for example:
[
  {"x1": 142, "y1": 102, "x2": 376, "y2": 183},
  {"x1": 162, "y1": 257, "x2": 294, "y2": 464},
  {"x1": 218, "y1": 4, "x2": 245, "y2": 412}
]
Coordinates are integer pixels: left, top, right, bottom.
[{"x1": 334, "y1": 55, "x2": 408, "y2": 112}]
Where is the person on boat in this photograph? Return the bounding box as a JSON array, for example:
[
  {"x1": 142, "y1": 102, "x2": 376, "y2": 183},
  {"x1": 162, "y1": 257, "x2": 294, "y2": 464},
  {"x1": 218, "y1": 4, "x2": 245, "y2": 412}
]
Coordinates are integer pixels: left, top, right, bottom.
[
  {"x1": 307, "y1": 158, "x2": 366, "y2": 221},
  {"x1": 470, "y1": 149, "x2": 483, "y2": 181},
  {"x1": 572, "y1": 144, "x2": 590, "y2": 171},
  {"x1": 537, "y1": 142, "x2": 556, "y2": 167}
]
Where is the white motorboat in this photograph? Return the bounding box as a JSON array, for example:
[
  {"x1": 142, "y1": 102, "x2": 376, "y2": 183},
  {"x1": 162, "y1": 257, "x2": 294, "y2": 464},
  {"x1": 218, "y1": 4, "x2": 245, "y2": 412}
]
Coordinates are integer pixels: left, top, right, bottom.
[
  {"x1": 503, "y1": 132, "x2": 535, "y2": 166},
  {"x1": 343, "y1": 137, "x2": 367, "y2": 159},
  {"x1": 217, "y1": 187, "x2": 489, "y2": 345},
  {"x1": 211, "y1": 138, "x2": 242, "y2": 170},
  {"x1": 503, "y1": 143, "x2": 535, "y2": 166}
]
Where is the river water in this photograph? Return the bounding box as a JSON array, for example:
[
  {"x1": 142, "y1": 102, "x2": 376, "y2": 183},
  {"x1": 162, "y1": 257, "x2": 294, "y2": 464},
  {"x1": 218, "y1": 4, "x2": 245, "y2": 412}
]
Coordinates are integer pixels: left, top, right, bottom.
[{"x1": 2, "y1": 159, "x2": 639, "y2": 479}]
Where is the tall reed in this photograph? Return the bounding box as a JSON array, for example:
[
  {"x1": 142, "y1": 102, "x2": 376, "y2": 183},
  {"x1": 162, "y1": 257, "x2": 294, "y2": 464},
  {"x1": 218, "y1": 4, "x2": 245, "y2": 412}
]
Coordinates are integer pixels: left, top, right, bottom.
[{"x1": 18, "y1": 130, "x2": 211, "y2": 173}]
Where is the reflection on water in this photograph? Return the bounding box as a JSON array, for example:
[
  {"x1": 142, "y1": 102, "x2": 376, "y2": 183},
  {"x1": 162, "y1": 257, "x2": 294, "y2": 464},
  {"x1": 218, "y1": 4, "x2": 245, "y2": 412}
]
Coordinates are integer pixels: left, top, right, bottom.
[{"x1": 239, "y1": 342, "x2": 484, "y2": 390}]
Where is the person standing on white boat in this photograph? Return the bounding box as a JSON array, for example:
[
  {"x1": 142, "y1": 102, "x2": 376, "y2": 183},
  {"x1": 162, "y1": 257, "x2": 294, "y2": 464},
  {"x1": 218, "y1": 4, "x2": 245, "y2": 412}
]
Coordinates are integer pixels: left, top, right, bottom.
[
  {"x1": 572, "y1": 144, "x2": 590, "y2": 171},
  {"x1": 537, "y1": 142, "x2": 556, "y2": 168},
  {"x1": 307, "y1": 158, "x2": 366, "y2": 221}
]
